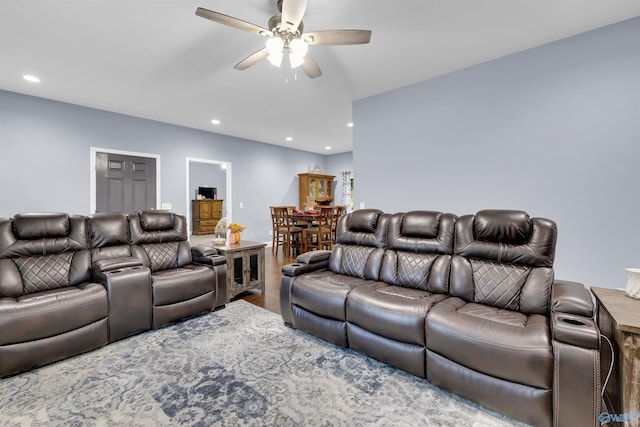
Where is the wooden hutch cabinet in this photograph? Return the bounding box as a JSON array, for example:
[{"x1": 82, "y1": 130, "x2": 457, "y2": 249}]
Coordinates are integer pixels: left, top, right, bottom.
[
  {"x1": 191, "y1": 199, "x2": 223, "y2": 235},
  {"x1": 298, "y1": 173, "x2": 336, "y2": 209}
]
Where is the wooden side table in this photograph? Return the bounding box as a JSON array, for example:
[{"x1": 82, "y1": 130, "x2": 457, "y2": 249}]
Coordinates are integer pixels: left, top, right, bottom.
[
  {"x1": 591, "y1": 287, "x2": 640, "y2": 423},
  {"x1": 213, "y1": 240, "x2": 266, "y2": 303}
]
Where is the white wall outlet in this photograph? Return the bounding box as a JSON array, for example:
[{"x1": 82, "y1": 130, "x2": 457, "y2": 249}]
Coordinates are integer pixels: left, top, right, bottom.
[
  {"x1": 239, "y1": 202, "x2": 244, "y2": 209},
  {"x1": 161, "y1": 203, "x2": 172, "y2": 210},
  {"x1": 359, "y1": 202, "x2": 365, "y2": 209}
]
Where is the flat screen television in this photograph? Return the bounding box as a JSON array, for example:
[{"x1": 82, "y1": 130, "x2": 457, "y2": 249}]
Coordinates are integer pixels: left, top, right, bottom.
[{"x1": 197, "y1": 186, "x2": 217, "y2": 199}]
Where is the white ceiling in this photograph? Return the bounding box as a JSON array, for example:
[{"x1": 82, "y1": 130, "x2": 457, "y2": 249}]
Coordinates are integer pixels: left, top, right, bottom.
[{"x1": 1, "y1": 1, "x2": 639, "y2": 154}]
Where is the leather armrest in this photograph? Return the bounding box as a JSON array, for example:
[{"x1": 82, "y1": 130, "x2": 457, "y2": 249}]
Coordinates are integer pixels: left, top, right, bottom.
[
  {"x1": 193, "y1": 254, "x2": 226, "y2": 267},
  {"x1": 191, "y1": 246, "x2": 226, "y2": 266},
  {"x1": 282, "y1": 260, "x2": 328, "y2": 277},
  {"x1": 295, "y1": 250, "x2": 331, "y2": 264},
  {"x1": 551, "y1": 280, "x2": 594, "y2": 318},
  {"x1": 93, "y1": 257, "x2": 143, "y2": 273},
  {"x1": 191, "y1": 245, "x2": 219, "y2": 257},
  {"x1": 551, "y1": 312, "x2": 600, "y2": 349}
]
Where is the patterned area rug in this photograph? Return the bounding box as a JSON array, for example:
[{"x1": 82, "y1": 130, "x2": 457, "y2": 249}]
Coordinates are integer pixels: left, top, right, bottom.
[{"x1": 0, "y1": 301, "x2": 523, "y2": 426}]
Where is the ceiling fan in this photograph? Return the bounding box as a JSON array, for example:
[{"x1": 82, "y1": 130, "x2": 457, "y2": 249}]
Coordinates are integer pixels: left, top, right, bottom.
[{"x1": 196, "y1": 0, "x2": 372, "y2": 78}]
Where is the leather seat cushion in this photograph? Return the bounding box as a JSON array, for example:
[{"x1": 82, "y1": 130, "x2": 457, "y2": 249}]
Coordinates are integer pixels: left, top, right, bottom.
[
  {"x1": 426, "y1": 297, "x2": 553, "y2": 389},
  {"x1": 347, "y1": 282, "x2": 448, "y2": 345},
  {"x1": 291, "y1": 270, "x2": 371, "y2": 320},
  {"x1": 151, "y1": 265, "x2": 215, "y2": 306},
  {"x1": 0, "y1": 283, "x2": 107, "y2": 345}
]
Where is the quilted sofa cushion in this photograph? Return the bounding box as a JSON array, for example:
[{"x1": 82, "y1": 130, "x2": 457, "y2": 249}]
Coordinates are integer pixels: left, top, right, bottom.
[
  {"x1": 0, "y1": 214, "x2": 92, "y2": 296},
  {"x1": 14, "y1": 252, "x2": 74, "y2": 293},
  {"x1": 382, "y1": 211, "x2": 456, "y2": 293},
  {"x1": 346, "y1": 211, "x2": 456, "y2": 343},
  {"x1": 426, "y1": 296, "x2": 553, "y2": 389},
  {"x1": 129, "y1": 212, "x2": 192, "y2": 269},
  {"x1": 0, "y1": 283, "x2": 108, "y2": 345},
  {"x1": 328, "y1": 209, "x2": 389, "y2": 280},
  {"x1": 451, "y1": 211, "x2": 557, "y2": 315},
  {"x1": 291, "y1": 270, "x2": 372, "y2": 321},
  {"x1": 151, "y1": 265, "x2": 214, "y2": 306}
]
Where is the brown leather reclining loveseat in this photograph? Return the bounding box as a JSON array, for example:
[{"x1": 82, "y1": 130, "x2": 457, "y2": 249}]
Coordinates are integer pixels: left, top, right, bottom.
[
  {"x1": 0, "y1": 210, "x2": 226, "y2": 378},
  {"x1": 280, "y1": 209, "x2": 601, "y2": 427}
]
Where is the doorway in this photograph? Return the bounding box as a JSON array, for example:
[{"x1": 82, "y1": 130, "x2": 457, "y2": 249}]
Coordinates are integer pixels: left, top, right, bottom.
[
  {"x1": 90, "y1": 147, "x2": 161, "y2": 214},
  {"x1": 186, "y1": 157, "x2": 232, "y2": 235}
]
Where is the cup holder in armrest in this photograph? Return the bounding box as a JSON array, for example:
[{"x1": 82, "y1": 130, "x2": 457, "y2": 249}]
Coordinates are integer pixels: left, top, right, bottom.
[
  {"x1": 560, "y1": 317, "x2": 588, "y2": 326},
  {"x1": 290, "y1": 263, "x2": 302, "y2": 267},
  {"x1": 554, "y1": 314, "x2": 598, "y2": 348},
  {"x1": 110, "y1": 270, "x2": 122, "y2": 274}
]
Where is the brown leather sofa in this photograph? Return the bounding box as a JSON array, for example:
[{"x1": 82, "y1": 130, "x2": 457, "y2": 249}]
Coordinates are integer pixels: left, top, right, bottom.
[
  {"x1": 281, "y1": 209, "x2": 601, "y2": 427},
  {"x1": 0, "y1": 211, "x2": 226, "y2": 378}
]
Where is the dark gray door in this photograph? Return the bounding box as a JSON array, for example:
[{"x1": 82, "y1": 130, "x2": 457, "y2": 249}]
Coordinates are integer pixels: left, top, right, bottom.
[{"x1": 95, "y1": 152, "x2": 157, "y2": 213}]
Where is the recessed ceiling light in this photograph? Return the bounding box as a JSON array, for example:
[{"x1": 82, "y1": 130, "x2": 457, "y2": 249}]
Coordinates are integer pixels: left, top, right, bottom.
[
  {"x1": 325, "y1": 146, "x2": 332, "y2": 150},
  {"x1": 211, "y1": 119, "x2": 220, "y2": 125},
  {"x1": 23, "y1": 75, "x2": 40, "y2": 83},
  {"x1": 286, "y1": 137, "x2": 293, "y2": 141},
  {"x1": 347, "y1": 122, "x2": 354, "y2": 127}
]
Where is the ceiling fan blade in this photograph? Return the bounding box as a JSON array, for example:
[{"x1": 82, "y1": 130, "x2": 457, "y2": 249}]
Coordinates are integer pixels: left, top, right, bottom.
[
  {"x1": 301, "y1": 54, "x2": 322, "y2": 79},
  {"x1": 303, "y1": 30, "x2": 371, "y2": 46},
  {"x1": 281, "y1": 0, "x2": 308, "y2": 32},
  {"x1": 196, "y1": 7, "x2": 271, "y2": 36},
  {"x1": 234, "y1": 48, "x2": 269, "y2": 70}
]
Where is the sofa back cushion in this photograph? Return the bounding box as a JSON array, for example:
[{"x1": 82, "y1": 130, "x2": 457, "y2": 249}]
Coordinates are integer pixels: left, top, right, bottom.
[
  {"x1": 380, "y1": 211, "x2": 456, "y2": 293},
  {"x1": 129, "y1": 211, "x2": 191, "y2": 271},
  {"x1": 451, "y1": 210, "x2": 557, "y2": 315},
  {"x1": 87, "y1": 212, "x2": 132, "y2": 262},
  {"x1": 0, "y1": 213, "x2": 91, "y2": 297},
  {"x1": 329, "y1": 209, "x2": 389, "y2": 280}
]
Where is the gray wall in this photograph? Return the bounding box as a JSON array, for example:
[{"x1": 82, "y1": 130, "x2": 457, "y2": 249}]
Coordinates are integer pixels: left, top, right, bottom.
[
  {"x1": 353, "y1": 17, "x2": 640, "y2": 290},
  {"x1": 0, "y1": 90, "x2": 332, "y2": 243}
]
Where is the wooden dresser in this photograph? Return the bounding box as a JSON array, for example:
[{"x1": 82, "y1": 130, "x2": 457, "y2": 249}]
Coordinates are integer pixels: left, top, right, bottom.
[{"x1": 191, "y1": 199, "x2": 223, "y2": 235}]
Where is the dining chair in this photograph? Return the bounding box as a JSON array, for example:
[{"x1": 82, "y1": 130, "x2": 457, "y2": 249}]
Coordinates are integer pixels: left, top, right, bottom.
[
  {"x1": 272, "y1": 206, "x2": 303, "y2": 256},
  {"x1": 302, "y1": 207, "x2": 334, "y2": 253},
  {"x1": 331, "y1": 205, "x2": 346, "y2": 245},
  {"x1": 269, "y1": 206, "x2": 279, "y2": 251}
]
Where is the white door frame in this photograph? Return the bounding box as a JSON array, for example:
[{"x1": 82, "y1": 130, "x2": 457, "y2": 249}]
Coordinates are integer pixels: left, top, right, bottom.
[
  {"x1": 90, "y1": 147, "x2": 162, "y2": 214},
  {"x1": 185, "y1": 157, "x2": 232, "y2": 235}
]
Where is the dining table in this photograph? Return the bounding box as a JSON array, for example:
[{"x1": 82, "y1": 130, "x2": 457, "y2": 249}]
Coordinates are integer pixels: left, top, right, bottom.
[{"x1": 289, "y1": 209, "x2": 321, "y2": 227}]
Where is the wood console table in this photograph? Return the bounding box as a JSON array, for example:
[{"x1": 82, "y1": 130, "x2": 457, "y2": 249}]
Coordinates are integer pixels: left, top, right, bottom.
[
  {"x1": 591, "y1": 287, "x2": 640, "y2": 423},
  {"x1": 213, "y1": 240, "x2": 266, "y2": 303}
]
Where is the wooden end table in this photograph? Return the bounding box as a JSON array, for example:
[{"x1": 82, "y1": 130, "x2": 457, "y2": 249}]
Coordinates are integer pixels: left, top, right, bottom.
[
  {"x1": 591, "y1": 287, "x2": 640, "y2": 423},
  {"x1": 213, "y1": 240, "x2": 266, "y2": 303}
]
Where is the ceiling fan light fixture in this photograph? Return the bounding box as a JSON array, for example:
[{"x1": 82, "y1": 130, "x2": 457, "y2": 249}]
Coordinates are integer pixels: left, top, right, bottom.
[
  {"x1": 266, "y1": 36, "x2": 284, "y2": 55},
  {"x1": 288, "y1": 37, "x2": 307, "y2": 68},
  {"x1": 289, "y1": 38, "x2": 308, "y2": 57},
  {"x1": 195, "y1": 2, "x2": 371, "y2": 79},
  {"x1": 268, "y1": 50, "x2": 284, "y2": 67},
  {"x1": 289, "y1": 52, "x2": 305, "y2": 68},
  {"x1": 266, "y1": 36, "x2": 285, "y2": 67}
]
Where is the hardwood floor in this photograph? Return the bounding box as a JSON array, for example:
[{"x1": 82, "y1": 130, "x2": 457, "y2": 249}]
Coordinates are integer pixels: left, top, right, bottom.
[{"x1": 189, "y1": 234, "x2": 295, "y2": 316}]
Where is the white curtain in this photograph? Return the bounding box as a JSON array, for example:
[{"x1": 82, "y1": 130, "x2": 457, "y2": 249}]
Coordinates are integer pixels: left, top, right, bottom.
[{"x1": 340, "y1": 171, "x2": 353, "y2": 213}]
